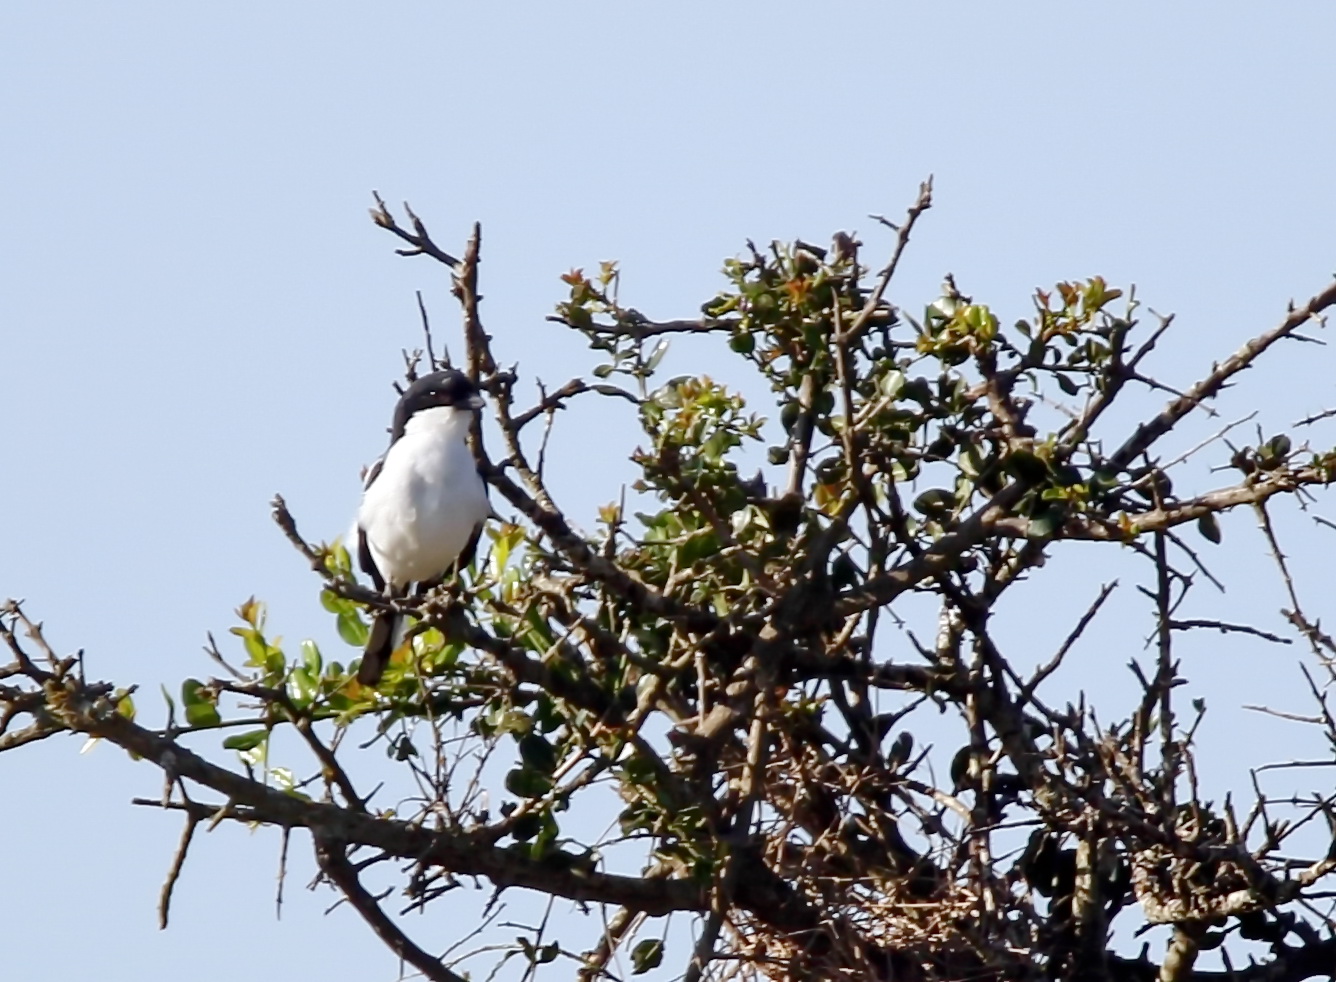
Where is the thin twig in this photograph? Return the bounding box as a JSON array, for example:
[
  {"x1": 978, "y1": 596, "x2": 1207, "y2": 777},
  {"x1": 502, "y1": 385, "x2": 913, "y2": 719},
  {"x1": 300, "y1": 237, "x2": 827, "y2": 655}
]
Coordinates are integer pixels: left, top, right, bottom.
[
  {"x1": 1167, "y1": 619, "x2": 1292, "y2": 644},
  {"x1": 158, "y1": 815, "x2": 200, "y2": 930}
]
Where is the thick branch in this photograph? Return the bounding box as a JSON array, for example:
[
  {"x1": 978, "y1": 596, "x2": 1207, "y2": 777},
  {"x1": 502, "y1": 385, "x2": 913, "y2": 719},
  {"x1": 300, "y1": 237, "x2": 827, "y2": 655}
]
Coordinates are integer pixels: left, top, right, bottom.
[{"x1": 42, "y1": 682, "x2": 707, "y2": 918}]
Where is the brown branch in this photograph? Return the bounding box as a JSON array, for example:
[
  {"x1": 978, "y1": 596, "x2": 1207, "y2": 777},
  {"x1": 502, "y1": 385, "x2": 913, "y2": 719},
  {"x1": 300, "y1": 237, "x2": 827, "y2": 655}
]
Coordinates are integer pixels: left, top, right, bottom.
[
  {"x1": 47, "y1": 690, "x2": 708, "y2": 918},
  {"x1": 369, "y1": 192, "x2": 462, "y2": 268},
  {"x1": 211, "y1": 677, "x2": 366, "y2": 811},
  {"x1": 509, "y1": 378, "x2": 637, "y2": 431},
  {"x1": 1159, "y1": 924, "x2": 1205, "y2": 982},
  {"x1": 987, "y1": 465, "x2": 1331, "y2": 542},
  {"x1": 1294, "y1": 406, "x2": 1336, "y2": 428},
  {"x1": 453, "y1": 222, "x2": 496, "y2": 378},
  {"x1": 416, "y1": 289, "x2": 440, "y2": 371},
  {"x1": 0, "y1": 718, "x2": 62, "y2": 752},
  {"x1": 314, "y1": 830, "x2": 470, "y2": 982},
  {"x1": 1281, "y1": 608, "x2": 1336, "y2": 657},
  {"x1": 553, "y1": 314, "x2": 738, "y2": 340},
  {"x1": 158, "y1": 814, "x2": 200, "y2": 930},
  {"x1": 1108, "y1": 936, "x2": 1336, "y2": 982},
  {"x1": 1108, "y1": 278, "x2": 1336, "y2": 473},
  {"x1": 785, "y1": 373, "x2": 818, "y2": 496},
  {"x1": 1020, "y1": 580, "x2": 1119, "y2": 702},
  {"x1": 1168, "y1": 619, "x2": 1292, "y2": 644},
  {"x1": 294, "y1": 713, "x2": 364, "y2": 810},
  {"x1": 847, "y1": 177, "x2": 933, "y2": 345},
  {"x1": 270, "y1": 495, "x2": 324, "y2": 570},
  {"x1": 1153, "y1": 532, "x2": 1178, "y2": 820},
  {"x1": 578, "y1": 905, "x2": 643, "y2": 982}
]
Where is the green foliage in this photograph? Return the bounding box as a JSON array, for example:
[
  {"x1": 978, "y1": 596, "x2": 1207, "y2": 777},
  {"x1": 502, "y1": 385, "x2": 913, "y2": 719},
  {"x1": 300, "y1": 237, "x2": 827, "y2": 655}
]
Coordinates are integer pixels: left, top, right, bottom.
[
  {"x1": 631, "y1": 938, "x2": 664, "y2": 974},
  {"x1": 180, "y1": 679, "x2": 220, "y2": 728}
]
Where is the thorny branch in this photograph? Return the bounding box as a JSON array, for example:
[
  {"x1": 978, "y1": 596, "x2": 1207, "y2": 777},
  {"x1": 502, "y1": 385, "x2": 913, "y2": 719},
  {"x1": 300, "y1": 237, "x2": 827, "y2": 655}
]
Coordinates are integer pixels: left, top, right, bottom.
[{"x1": 7, "y1": 188, "x2": 1336, "y2": 982}]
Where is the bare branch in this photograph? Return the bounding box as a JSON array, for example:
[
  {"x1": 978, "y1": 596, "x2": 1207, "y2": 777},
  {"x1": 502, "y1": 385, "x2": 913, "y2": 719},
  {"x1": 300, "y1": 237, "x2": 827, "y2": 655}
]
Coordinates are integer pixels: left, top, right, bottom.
[
  {"x1": 1109, "y1": 278, "x2": 1336, "y2": 472},
  {"x1": 315, "y1": 831, "x2": 470, "y2": 982}
]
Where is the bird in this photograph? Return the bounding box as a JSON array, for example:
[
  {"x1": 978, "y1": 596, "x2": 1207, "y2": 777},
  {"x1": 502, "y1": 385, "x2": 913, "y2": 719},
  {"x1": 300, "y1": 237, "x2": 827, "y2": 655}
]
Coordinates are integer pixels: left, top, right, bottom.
[{"x1": 353, "y1": 369, "x2": 491, "y2": 686}]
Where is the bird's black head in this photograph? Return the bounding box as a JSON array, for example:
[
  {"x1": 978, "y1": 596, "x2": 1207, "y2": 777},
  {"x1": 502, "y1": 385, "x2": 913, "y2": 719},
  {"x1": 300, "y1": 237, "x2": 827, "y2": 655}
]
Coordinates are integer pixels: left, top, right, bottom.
[{"x1": 390, "y1": 369, "x2": 484, "y2": 440}]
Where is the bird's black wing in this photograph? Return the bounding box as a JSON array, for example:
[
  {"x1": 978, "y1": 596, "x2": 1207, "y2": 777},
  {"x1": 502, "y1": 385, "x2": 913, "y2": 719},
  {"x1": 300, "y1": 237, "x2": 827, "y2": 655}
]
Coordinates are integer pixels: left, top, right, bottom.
[
  {"x1": 356, "y1": 455, "x2": 388, "y2": 592},
  {"x1": 454, "y1": 469, "x2": 491, "y2": 573},
  {"x1": 456, "y1": 521, "x2": 486, "y2": 572},
  {"x1": 357, "y1": 525, "x2": 386, "y2": 593},
  {"x1": 359, "y1": 609, "x2": 396, "y2": 686}
]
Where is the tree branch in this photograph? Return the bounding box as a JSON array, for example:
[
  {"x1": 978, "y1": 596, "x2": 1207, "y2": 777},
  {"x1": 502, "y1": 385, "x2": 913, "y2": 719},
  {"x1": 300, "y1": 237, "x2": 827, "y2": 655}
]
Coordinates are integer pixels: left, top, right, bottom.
[{"x1": 314, "y1": 830, "x2": 470, "y2": 982}]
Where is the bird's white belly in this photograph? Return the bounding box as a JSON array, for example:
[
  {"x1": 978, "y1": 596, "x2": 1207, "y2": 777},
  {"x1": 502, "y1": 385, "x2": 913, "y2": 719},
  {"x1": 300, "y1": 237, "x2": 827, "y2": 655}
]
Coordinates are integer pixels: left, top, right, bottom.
[{"x1": 357, "y1": 429, "x2": 489, "y2": 588}]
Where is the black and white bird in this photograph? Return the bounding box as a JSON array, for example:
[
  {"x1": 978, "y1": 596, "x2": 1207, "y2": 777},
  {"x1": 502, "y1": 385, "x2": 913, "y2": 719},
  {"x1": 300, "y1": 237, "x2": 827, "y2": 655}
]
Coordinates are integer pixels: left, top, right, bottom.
[{"x1": 353, "y1": 369, "x2": 491, "y2": 686}]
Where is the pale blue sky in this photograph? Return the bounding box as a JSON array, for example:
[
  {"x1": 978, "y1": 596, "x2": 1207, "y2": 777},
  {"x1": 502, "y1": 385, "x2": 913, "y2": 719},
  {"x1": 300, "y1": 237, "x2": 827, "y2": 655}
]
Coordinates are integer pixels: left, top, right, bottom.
[{"x1": 4, "y1": 3, "x2": 1336, "y2": 978}]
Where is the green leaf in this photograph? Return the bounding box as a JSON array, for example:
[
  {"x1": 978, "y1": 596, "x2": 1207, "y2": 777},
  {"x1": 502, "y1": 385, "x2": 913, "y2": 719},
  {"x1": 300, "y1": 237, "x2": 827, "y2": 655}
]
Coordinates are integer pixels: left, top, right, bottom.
[
  {"x1": 533, "y1": 693, "x2": 562, "y2": 734},
  {"x1": 320, "y1": 589, "x2": 347, "y2": 614},
  {"x1": 532, "y1": 811, "x2": 560, "y2": 853},
  {"x1": 223, "y1": 729, "x2": 269, "y2": 752},
  {"x1": 325, "y1": 541, "x2": 353, "y2": 577},
  {"x1": 879, "y1": 369, "x2": 906, "y2": 399},
  {"x1": 505, "y1": 767, "x2": 554, "y2": 799},
  {"x1": 645, "y1": 339, "x2": 670, "y2": 372},
  {"x1": 289, "y1": 666, "x2": 318, "y2": 706},
  {"x1": 489, "y1": 708, "x2": 533, "y2": 736},
  {"x1": 301, "y1": 639, "x2": 322, "y2": 675},
  {"x1": 181, "y1": 679, "x2": 221, "y2": 728},
  {"x1": 181, "y1": 678, "x2": 206, "y2": 706},
  {"x1": 230, "y1": 626, "x2": 260, "y2": 660},
  {"x1": 519, "y1": 733, "x2": 558, "y2": 774},
  {"x1": 337, "y1": 609, "x2": 369, "y2": 647},
  {"x1": 631, "y1": 939, "x2": 664, "y2": 974},
  {"x1": 184, "y1": 700, "x2": 221, "y2": 727},
  {"x1": 232, "y1": 626, "x2": 283, "y2": 672},
  {"x1": 1005, "y1": 448, "x2": 1049, "y2": 482},
  {"x1": 1197, "y1": 512, "x2": 1222, "y2": 545},
  {"x1": 913, "y1": 488, "x2": 956, "y2": 516},
  {"x1": 1027, "y1": 506, "x2": 1064, "y2": 539},
  {"x1": 622, "y1": 752, "x2": 657, "y2": 785},
  {"x1": 115, "y1": 690, "x2": 135, "y2": 721},
  {"x1": 426, "y1": 639, "x2": 463, "y2": 672}
]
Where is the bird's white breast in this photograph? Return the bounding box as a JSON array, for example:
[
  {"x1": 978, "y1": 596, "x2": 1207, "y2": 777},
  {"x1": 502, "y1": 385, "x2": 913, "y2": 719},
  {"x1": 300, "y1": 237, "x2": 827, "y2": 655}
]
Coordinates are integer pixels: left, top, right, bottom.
[{"x1": 356, "y1": 406, "x2": 490, "y2": 587}]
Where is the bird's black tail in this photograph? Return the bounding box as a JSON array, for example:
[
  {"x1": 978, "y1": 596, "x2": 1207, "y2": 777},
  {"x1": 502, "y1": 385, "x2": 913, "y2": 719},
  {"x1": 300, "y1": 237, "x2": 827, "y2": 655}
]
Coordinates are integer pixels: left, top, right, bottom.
[{"x1": 359, "y1": 610, "x2": 398, "y2": 686}]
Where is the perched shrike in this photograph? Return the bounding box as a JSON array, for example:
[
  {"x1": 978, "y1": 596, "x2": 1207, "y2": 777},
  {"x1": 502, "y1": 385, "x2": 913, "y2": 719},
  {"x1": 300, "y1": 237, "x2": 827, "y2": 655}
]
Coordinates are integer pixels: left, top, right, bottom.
[{"x1": 354, "y1": 370, "x2": 491, "y2": 686}]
